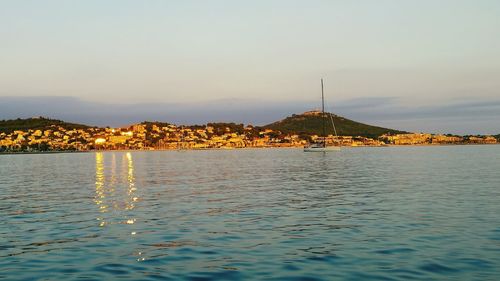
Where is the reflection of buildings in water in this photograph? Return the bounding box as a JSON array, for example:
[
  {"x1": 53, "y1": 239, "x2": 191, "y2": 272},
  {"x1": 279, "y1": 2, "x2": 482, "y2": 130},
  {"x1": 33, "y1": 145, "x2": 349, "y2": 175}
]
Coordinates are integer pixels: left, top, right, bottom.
[{"x1": 94, "y1": 152, "x2": 138, "y2": 227}]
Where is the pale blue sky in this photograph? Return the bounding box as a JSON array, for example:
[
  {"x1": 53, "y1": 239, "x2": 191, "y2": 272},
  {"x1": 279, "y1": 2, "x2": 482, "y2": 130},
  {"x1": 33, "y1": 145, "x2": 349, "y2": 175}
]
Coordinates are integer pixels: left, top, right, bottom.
[{"x1": 1, "y1": 1, "x2": 500, "y2": 133}]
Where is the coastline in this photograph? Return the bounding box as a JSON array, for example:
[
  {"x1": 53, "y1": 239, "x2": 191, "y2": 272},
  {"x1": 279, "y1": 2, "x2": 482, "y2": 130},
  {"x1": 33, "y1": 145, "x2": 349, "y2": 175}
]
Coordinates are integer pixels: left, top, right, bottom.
[{"x1": 1, "y1": 143, "x2": 499, "y2": 155}]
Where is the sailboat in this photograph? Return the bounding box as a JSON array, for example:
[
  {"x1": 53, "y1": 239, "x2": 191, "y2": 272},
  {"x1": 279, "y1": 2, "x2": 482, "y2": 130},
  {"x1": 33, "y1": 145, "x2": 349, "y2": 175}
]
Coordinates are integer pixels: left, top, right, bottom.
[{"x1": 303, "y1": 79, "x2": 341, "y2": 152}]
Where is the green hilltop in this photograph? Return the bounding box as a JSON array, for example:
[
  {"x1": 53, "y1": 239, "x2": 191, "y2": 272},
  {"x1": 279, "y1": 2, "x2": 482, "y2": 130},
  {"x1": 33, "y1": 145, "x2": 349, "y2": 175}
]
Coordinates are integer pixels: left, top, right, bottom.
[
  {"x1": 0, "y1": 117, "x2": 90, "y2": 134},
  {"x1": 263, "y1": 111, "x2": 405, "y2": 138}
]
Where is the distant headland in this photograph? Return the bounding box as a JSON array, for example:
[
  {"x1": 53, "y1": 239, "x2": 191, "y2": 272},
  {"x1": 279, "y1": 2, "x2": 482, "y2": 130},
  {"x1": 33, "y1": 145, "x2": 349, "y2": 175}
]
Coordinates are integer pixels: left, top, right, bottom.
[{"x1": 0, "y1": 113, "x2": 498, "y2": 153}]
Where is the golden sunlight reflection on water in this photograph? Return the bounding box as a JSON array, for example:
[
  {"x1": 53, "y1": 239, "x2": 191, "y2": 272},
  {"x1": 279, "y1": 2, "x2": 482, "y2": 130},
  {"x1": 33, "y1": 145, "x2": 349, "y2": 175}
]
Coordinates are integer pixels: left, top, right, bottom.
[{"x1": 94, "y1": 152, "x2": 138, "y2": 228}]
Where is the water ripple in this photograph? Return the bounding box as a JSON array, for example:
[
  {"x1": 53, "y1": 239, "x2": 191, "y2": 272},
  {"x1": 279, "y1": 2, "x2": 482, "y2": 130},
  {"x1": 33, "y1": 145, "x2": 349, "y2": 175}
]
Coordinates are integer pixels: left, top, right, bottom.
[{"x1": 1, "y1": 147, "x2": 500, "y2": 280}]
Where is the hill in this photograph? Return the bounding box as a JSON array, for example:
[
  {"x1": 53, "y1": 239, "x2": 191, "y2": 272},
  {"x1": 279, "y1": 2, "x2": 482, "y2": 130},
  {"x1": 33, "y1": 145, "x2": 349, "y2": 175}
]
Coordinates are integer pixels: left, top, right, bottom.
[
  {"x1": 263, "y1": 111, "x2": 405, "y2": 138},
  {"x1": 0, "y1": 117, "x2": 90, "y2": 134}
]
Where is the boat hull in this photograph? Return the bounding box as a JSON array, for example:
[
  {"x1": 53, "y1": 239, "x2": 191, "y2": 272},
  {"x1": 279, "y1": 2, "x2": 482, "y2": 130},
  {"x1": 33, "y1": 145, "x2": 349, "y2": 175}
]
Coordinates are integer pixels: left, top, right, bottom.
[{"x1": 303, "y1": 146, "x2": 341, "y2": 152}]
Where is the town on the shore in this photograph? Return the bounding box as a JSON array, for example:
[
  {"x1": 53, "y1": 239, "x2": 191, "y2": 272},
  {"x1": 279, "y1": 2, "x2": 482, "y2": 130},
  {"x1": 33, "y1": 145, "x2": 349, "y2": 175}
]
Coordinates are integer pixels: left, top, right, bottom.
[{"x1": 0, "y1": 118, "x2": 498, "y2": 152}]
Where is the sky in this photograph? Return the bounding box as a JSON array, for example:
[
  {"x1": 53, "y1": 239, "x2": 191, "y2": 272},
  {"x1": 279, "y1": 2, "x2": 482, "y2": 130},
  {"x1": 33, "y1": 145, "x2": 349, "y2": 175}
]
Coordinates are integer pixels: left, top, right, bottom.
[{"x1": 1, "y1": 0, "x2": 499, "y2": 134}]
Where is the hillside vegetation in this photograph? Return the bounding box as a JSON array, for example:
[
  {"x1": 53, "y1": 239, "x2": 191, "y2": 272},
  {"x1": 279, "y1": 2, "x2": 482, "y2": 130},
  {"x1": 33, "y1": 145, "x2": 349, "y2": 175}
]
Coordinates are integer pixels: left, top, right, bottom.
[
  {"x1": 264, "y1": 112, "x2": 405, "y2": 138},
  {"x1": 0, "y1": 117, "x2": 90, "y2": 134},
  {"x1": 1, "y1": 114, "x2": 405, "y2": 139}
]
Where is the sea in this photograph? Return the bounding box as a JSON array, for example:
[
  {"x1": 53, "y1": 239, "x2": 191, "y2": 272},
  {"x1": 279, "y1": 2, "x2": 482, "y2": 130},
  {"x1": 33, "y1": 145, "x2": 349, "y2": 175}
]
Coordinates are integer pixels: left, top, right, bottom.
[{"x1": 1, "y1": 146, "x2": 500, "y2": 280}]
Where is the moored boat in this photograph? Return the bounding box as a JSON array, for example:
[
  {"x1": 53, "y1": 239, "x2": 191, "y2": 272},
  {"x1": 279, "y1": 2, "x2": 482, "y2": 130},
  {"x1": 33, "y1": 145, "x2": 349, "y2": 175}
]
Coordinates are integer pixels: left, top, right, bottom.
[{"x1": 304, "y1": 78, "x2": 341, "y2": 153}]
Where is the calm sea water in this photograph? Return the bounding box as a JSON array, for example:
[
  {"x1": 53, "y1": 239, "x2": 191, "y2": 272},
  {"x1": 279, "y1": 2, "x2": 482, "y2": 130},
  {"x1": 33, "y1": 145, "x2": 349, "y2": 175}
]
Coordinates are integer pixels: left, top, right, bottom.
[{"x1": 1, "y1": 146, "x2": 500, "y2": 280}]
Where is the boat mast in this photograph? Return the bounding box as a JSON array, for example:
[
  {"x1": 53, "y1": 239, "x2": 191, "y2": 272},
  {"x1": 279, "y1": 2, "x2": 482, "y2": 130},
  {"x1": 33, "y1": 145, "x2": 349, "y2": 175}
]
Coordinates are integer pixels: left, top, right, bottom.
[{"x1": 321, "y1": 78, "x2": 326, "y2": 147}]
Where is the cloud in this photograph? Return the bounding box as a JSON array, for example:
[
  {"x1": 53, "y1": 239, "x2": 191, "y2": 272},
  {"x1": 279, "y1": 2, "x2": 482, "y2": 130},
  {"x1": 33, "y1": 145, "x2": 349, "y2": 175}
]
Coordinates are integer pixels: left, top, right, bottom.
[
  {"x1": 337, "y1": 98, "x2": 500, "y2": 121},
  {"x1": 331, "y1": 97, "x2": 500, "y2": 134},
  {"x1": 0, "y1": 96, "x2": 316, "y2": 127}
]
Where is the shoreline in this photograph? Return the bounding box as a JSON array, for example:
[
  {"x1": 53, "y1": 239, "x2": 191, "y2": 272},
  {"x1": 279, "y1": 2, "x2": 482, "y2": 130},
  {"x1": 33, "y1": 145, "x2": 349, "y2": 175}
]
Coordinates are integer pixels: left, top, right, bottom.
[{"x1": 1, "y1": 143, "x2": 499, "y2": 155}]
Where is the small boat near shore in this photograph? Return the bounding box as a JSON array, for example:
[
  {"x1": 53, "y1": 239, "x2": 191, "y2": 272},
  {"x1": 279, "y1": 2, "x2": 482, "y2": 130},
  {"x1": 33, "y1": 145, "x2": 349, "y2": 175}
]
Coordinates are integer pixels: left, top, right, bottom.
[{"x1": 304, "y1": 143, "x2": 340, "y2": 152}]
